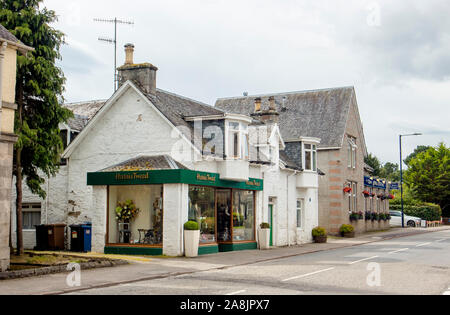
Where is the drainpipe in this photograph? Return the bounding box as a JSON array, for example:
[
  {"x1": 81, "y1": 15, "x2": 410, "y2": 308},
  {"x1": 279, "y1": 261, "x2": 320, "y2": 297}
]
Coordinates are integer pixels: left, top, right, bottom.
[{"x1": 0, "y1": 41, "x2": 8, "y2": 130}]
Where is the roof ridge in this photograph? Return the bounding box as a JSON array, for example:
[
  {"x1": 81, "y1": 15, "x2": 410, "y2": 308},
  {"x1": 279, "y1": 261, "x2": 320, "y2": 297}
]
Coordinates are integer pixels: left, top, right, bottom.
[
  {"x1": 64, "y1": 99, "x2": 108, "y2": 106},
  {"x1": 157, "y1": 88, "x2": 224, "y2": 113},
  {"x1": 216, "y1": 86, "x2": 355, "y2": 101}
]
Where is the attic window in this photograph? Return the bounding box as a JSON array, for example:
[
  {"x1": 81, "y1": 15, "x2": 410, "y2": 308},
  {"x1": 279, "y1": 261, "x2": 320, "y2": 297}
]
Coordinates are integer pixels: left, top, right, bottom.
[
  {"x1": 227, "y1": 121, "x2": 249, "y2": 160},
  {"x1": 303, "y1": 143, "x2": 317, "y2": 171}
]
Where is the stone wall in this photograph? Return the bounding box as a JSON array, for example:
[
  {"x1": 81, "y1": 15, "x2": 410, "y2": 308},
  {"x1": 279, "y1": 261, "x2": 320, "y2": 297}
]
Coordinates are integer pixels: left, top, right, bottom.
[
  {"x1": 317, "y1": 96, "x2": 389, "y2": 235},
  {"x1": 0, "y1": 140, "x2": 13, "y2": 271}
]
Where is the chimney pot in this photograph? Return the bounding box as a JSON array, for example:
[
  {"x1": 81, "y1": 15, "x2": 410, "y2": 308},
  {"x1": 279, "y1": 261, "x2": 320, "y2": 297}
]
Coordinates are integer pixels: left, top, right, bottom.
[
  {"x1": 269, "y1": 96, "x2": 276, "y2": 111},
  {"x1": 124, "y1": 43, "x2": 135, "y2": 65},
  {"x1": 254, "y1": 97, "x2": 262, "y2": 112}
]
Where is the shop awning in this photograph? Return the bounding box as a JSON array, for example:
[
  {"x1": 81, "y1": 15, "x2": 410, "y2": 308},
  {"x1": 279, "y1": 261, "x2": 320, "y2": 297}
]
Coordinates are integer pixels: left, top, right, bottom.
[{"x1": 87, "y1": 155, "x2": 263, "y2": 191}]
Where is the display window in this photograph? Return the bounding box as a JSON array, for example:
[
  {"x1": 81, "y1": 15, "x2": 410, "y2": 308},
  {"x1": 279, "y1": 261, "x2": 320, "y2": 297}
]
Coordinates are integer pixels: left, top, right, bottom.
[{"x1": 108, "y1": 185, "x2": 163, "y2": 246}]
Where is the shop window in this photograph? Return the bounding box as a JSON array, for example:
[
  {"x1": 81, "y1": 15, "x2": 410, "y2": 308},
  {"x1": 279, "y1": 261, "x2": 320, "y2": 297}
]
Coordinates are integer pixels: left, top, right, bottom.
[
  {"x1": 303, "y1": 143, "x2": 317, "y2": 171},
  {"x1": 22, "y1": 204, "x2": 41, "y2": 230},
  {"x1": 189, "y1": 186, "x2": 216, "y2": 244},
  {"x1": 232, "y1": 190, "x2": 255, "y2": 241},
  {"x1": 108, "y1": 185, "x2": 163, "y2": 246}
]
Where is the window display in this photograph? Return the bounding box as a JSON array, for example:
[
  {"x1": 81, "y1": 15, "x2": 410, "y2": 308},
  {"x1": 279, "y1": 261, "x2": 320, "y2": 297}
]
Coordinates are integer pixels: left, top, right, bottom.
[
  {"x1": 108, "y1": 185, "x2": 163, "y2": 246},
  {"x1": 188, "y1": 186, "x2": 216, "y2": 244},
  {"x1": 232, "y1": 190, "x2": 255, "y2": 241}
]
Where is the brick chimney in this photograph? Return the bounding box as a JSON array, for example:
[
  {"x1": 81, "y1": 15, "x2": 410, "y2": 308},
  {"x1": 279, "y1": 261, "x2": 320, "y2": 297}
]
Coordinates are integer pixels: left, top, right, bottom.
[
  {"x1": 117, "y1": 43, "x2": 158, "y2": 95},
  {"x1": 251, "y1": 96, "x2": 279, "y2": 124}
]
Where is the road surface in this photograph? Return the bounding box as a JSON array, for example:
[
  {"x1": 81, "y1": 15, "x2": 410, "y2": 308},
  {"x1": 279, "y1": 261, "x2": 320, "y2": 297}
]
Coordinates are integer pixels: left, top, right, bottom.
[{"x1": 68, "y1": 229, "x2": 450, "y2": 295}]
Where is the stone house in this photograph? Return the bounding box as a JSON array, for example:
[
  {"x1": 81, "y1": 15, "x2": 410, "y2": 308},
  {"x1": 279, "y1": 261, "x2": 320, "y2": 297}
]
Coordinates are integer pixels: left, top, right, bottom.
[
  {"x1": 12, "y1": 44, "x2": 320, "y2": 255},
  {"x1": 216, "y1": 87, "x2": 390, "y2": 235},
  {"x1": 0, "y1": 25, "x2": 33, "y2": 271}
]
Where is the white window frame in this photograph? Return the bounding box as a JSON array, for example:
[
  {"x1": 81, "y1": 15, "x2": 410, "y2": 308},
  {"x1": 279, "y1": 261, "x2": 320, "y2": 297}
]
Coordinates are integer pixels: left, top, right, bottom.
[
  {"x1": 296, "y1": 198, "x2": 304, "y2": 229},
  {"x1": 348, "y1": 137, "x2": 357, "y2": 169},
  {"x1": 22, "y1": 203, "x2": 41, "y2": 231},
  {"x1": 226, "y1": 121, "x2": 249, "y2": 160},
  {"x1": 303, "y1": 143, "x2": 317, "y2": 172}
]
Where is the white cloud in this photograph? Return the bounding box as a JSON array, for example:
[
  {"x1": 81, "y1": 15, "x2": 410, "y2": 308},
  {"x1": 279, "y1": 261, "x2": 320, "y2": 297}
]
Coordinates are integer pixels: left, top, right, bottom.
[{"x1": 43, "y1": 0, "x2": 450, "y2": 163}]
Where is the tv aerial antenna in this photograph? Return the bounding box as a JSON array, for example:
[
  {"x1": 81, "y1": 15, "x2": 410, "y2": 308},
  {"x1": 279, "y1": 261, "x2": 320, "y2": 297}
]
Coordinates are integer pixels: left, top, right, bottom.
[{"x1": 94, "y1": 17, "x2": 134, "y2": 91}]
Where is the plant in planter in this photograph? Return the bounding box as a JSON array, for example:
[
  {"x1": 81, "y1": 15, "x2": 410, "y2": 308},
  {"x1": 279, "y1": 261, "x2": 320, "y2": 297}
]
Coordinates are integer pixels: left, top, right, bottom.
[
  {"x1": 362, "y1": 190, "x2": 371, "y2": 198},
  {"x1": 258, "y1": 223, "x2": 271, "y2": 250},
  {"x1": 379, "y1": 213, "x2": 386, "y2": 221},
  {"x1": 388, "y1": 194, "x2": 395, "y2": 200},
  {"x1": 365, "y1": 211, "x2": 372, "y2": 221},
  {"x1": 340, "y1": 224, "x2": 355, "y2": 238},
  {"x1": 350, "y1": 211, "x2": 364, "y2": 221},
  {"x1": 343, "y1": 187, "x2": 352, "y2": 194},
  {"x1": 184, "y1": 221, "x2": 200, "y2": 258},
  {"x1": 312, "y1": 227, "x2": 327, "y2": 243},
  {"x1": 371, "y1": 212, "x2": 379, "y2": 222},
  {"x1": 386, "y1": 214, "x2": 392, "y2": 221}
]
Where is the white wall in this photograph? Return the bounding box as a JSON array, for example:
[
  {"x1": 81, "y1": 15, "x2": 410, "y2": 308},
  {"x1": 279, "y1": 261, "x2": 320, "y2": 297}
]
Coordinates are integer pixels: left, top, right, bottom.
[{"x1": 163, "y1": 184, "x2": 189, "y2": 256}]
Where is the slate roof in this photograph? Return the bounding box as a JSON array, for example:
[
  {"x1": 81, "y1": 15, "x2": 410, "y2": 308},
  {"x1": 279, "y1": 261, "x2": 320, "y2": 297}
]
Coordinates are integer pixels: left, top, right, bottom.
[
  {"x1": 67, "y1": 114, "x2": 89, "y2": 132},
  {"x1": 279, "y1": 150, "x2": 302, "y2": 171},
  {"x1": 64, "y1": 100, "x2": 107, "y2": 120},
  {"x1": 215, "y1": 87, "x2": 355, "y2": 149},
  {"x1": 0, "y1": 24, "x2": 19, "y2": 42},
  {"x1": 100, "y1": 155, "x2": 189, "y2": 172}
]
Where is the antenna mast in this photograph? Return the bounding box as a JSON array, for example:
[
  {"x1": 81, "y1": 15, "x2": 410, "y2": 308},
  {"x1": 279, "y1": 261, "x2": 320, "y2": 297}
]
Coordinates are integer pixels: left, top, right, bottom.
[{"x1": 94, "y1": 17, "x2": 134, "y2": 91}]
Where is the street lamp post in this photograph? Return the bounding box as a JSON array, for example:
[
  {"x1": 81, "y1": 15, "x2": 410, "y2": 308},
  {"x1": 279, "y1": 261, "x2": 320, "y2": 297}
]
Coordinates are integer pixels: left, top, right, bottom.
[{"x1": 399, "y1": 133, "x2": 422, "y2": 228}]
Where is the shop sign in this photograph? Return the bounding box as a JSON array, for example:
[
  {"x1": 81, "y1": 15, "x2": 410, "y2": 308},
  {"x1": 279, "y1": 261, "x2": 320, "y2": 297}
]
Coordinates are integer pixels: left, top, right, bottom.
[
  {"x1": 88, "y1": 169, "x2": 263, "y2": 191},
  {"x1": 364, "y1": 176, "x2": 386, "y2": 189}
]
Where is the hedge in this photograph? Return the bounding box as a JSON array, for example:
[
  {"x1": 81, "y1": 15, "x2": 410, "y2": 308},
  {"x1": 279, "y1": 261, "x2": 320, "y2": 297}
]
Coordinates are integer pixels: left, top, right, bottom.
[{"x1": 390, "y1": 204, "x2": 442, "y2": 221}]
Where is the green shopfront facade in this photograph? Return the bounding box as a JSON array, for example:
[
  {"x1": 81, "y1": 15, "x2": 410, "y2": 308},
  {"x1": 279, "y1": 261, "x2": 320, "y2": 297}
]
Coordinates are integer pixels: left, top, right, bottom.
[{"x1": 87, "y1": 169, "x2": 263, "y2": 256}]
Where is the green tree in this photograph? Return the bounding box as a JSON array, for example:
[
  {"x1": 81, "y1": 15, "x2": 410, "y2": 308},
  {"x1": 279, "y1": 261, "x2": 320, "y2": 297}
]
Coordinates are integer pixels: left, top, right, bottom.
[
  {"x1": 404, "y1": 145, "x2": 432, "y2": 166},
  {"x1": 0, "y1": 0, "x2": 72, "y2": 255},
  {"x1": 404, "y1": 143, "x2": 450, "y2": 217},
  {"x1": 364, "y1": 153, "x2": 381, "y2": 176},
  {"x1": 379, "y1": 162, "x2": 400, "y2": 182}
]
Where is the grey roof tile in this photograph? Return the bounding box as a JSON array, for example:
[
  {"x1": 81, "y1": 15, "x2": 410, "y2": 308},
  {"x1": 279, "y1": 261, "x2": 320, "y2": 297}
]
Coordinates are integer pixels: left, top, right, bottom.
[
  {"x1": 100, "y1": 155, "x2": 189, "y2": 172},
  {"x1": 215, "y1": 87, "x2": 355, "y2": 148},
  {"x1": 0, "y1": 24, "x2": 19, "y2": 42}
]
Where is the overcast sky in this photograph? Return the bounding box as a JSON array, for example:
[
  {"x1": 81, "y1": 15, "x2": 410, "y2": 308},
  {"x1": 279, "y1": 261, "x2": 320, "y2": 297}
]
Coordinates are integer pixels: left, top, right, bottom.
[{"x1": 44, "y1": 0, "x2": 450, "y2": 165}]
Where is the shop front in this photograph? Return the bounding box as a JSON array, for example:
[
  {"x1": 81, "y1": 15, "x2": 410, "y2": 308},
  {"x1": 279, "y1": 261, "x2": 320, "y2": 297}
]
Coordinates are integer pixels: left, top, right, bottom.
[{"x1": 87, "y1": 168, "x2": 263, "y2": 256}]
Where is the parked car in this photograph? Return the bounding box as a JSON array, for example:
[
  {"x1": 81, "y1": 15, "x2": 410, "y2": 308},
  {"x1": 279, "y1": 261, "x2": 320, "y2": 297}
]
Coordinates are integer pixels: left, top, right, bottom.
[{"x1": 390, "y1": 211, "x2": 421, "y2": 227}]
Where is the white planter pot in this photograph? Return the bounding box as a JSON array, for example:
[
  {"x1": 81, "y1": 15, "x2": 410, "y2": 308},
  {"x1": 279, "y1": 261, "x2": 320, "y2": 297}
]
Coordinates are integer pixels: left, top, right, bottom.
[
  {"x1": 258, "y1": 229, "x2": 271, "y2": 250},
  {"x1": 184, "y1": 230, "x2": 200, "y2": 257}
]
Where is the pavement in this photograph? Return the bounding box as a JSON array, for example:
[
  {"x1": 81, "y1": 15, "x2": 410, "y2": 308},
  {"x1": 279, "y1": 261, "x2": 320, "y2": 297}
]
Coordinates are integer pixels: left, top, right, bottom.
[{"x1": 0, "y1": 226, "x2": 449, "y2": 295}]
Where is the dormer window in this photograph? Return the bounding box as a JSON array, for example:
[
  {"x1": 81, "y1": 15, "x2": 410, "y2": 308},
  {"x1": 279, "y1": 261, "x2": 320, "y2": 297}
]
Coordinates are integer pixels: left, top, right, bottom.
[
  {"x1": 227, "y1": 121, "x2": 249, "y2": 160},
  {"x1": 303, "y1": 143, "x2": 317, "y2": 171}
]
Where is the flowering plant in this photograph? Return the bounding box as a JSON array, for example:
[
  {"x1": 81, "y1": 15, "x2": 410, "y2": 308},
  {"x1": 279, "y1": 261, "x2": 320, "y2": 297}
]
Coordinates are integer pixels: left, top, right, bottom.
[
  {"x1": 343, "y1": 187, "x2": 352, "y2": 194},
  {"x1": 115, "y1": 200, "x2": 140, "y2": 222},
  {"x1": 388, "y1": 194, "x2": 395, "y2": 200},
  {"x1": 362, "y1": 190, "x2": 371, "y2": 197},
  {"x1": 350, "y1": 211, "x2": 364, "y2": 221}
]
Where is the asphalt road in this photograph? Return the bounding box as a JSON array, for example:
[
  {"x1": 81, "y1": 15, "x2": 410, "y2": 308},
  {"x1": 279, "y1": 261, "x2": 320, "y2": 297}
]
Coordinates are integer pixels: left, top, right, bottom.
[{"x1": 68, "y1": 229, "x2": 450, "y2": 295}]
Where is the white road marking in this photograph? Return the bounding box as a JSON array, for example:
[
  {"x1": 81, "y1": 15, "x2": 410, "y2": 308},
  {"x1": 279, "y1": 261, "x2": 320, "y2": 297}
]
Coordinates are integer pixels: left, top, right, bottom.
[
  {"x1": 388, "y1": 248, "x2": 410, "y2": 254},
  {"x1": 348, "y1": 256, "x2": 379, "y2": 265},
  {"x1": 282, "y1": 267, "x2": 335, "y2": 282},
  {"x1": 415, "y1": 242, "x2": 431, "y2": 247},
  {"x1": 443, "y1": 290, "x2": 450, "y2": 295},
  {"x1": 435, "y1": 239, "x2": 447, "y2": 243},
  {"x1": 226, "y1": 290, "x2": 246, "y2": 295}
]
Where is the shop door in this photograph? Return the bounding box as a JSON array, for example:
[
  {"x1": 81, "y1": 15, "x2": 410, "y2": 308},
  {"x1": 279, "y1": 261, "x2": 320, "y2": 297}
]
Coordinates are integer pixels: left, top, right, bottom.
[
  {"x1": 268, "y1": 204, "x2": 273, "y2": 247},
  {"x1": 217, "y1": 189, "x2": 232, "y2": 242}
]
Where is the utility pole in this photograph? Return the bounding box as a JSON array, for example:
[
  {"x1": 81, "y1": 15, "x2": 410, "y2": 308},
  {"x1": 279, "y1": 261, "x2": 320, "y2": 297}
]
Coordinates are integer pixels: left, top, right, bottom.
[{"x1": 94, "y1": 17, "x2": 134, "y2": 91}]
